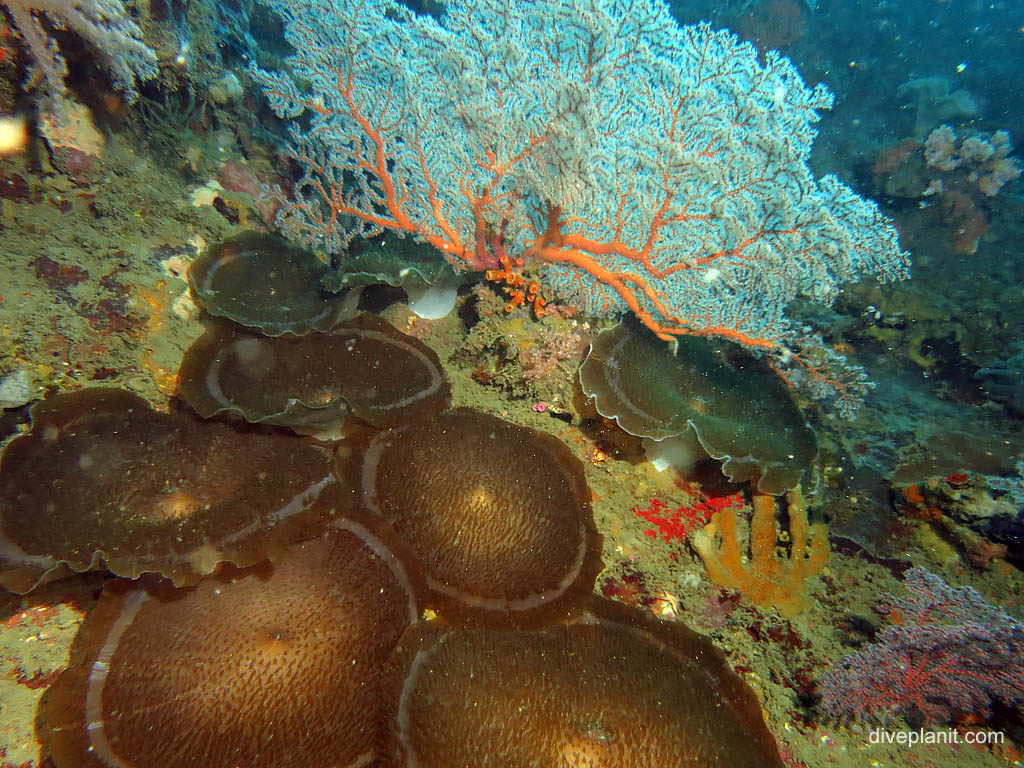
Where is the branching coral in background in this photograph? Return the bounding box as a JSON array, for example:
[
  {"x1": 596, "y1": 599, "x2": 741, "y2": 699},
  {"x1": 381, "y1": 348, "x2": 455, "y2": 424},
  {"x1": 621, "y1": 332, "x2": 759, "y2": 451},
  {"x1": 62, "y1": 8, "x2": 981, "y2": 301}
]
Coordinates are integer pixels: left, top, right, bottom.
[
  {"x1": 691, "y1": 486, "x2": 829, "y2": 618},
  {"x1": 873, "y1": 124, "x2": 1020, "y2": 255},
  {"x1": 924, "y1": 125, "x2": 1022, "y2": 197},
  {"x1": 921, "y1": 125, "x2": 1020, "y2": 254},
  {"x1": 0, "y1": 0, "x2": 157, "y2": 104},
  {"x1": 819, "y1": 567, "x2": 1024, "y2": 723}
]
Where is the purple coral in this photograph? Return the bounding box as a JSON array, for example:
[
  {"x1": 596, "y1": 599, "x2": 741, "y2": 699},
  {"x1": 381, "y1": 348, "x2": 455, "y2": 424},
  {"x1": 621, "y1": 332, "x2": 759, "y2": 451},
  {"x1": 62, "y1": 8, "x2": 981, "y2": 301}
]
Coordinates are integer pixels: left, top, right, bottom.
[{"x1": 819, "y1": 567, "x2": 1024, "y2": 723}]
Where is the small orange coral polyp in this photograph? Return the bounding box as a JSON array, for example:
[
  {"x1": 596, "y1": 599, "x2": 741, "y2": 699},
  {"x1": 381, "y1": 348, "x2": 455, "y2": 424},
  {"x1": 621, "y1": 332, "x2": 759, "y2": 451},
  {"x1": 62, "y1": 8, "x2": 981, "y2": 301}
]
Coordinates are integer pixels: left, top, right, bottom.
[
  {"x1": 43, "y1": 520, "x2": 418, "y2": 768},
  {"x1": 339, "y1": 408, "x2": 603, "y2": 623}
]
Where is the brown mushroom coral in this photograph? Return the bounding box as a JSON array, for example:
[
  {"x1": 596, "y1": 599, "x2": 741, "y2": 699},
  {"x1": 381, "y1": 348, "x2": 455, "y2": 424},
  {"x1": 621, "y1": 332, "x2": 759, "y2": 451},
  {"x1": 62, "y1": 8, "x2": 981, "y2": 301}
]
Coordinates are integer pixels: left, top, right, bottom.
[
  {"x1": 177, "y1": 313, "x2": 451, "y2": 437},
  {"x1": 381, "y1": 597, "x2": 785, "y2": 768},
  {"x1": 42, "y1": 520, "x2": 418, "y2": 768},
  {"x1": 579, "y1": 318, "x2": 818, "y2": 494},
  {"x1": 189, "y1": 231, "x2": 359, "y2": 336},
  {"x1": 337, "y1": 408, "x2": 603, "y2": 624},
  {"x1": 0, "y1": 388, "x2": 338, "y2": 593}
]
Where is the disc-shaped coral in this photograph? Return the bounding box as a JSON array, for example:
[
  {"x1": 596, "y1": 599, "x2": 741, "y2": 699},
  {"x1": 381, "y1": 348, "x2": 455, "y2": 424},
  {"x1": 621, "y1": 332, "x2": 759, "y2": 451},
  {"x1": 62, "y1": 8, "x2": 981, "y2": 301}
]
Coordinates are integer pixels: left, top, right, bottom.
[
  {"x1": 381, "y1": 597, "x2": 785, "y2": 767},
  {"x1": 43, "y1": 520, "x2": 418, "y2": 768},
  {"x1": 177, "y1": 313, "x2": 450, "y2": 437},
  {"x1": 321, "y1": 236, "x2": 465, "y2": 318},
  {"x1": 338, "y1": 408, "x2": 603, "y2": 623},
  {"x1": 0, "y1": 388, "x2": 338, "y2": 593},
  {"x1": 189, "y1": 231, "x2": 359, "y2": 336},
  {"x1": 579, "y1": 319, "x2": 818, "y2": 494}
]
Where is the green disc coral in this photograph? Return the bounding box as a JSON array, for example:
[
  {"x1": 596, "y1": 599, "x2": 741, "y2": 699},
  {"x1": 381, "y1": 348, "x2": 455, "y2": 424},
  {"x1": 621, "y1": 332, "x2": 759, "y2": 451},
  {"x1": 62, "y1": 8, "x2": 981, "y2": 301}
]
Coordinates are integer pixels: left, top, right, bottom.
[
  {"x1": 177, "y1": 313, "x2": 451, "y2": 437},
  {"x1": 320, "y1": 236, "x2": 462, "y2": 293},
  {"x1": 190, "y1": 231, "x2": 359, "y2": 336},
  {"x1": 579, "y1": 319, "x2": 818, "y2": 494}
]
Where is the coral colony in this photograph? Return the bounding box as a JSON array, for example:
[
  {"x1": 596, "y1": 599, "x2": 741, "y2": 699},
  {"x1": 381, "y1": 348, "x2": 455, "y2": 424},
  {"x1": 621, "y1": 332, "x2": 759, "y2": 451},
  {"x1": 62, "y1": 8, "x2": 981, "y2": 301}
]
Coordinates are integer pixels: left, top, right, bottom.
[
  {"x1": 0, "y1": 0, "x2": 155, "y2": 103},
  {"x1": 252, "y1": 0, "x2": 910, "y2": 412},
  {"x1": 820, "y1": 567, "x2": 1024, "y2": 723},
  {"x1": 10, "y1": 370, "x2": 786, "y2": 767},
  {"x1": 5, "y1": 0, "x2": 1023, "y2": 760}
]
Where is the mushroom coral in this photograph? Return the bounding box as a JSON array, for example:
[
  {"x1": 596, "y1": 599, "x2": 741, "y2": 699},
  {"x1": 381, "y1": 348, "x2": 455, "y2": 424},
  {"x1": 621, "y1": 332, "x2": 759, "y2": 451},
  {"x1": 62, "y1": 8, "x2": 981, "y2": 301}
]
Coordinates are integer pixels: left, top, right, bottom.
[
  {"x1": 579, "y1": 319, "x2": 818, "y2": 494},
  {"x1": 189, "y1": 231, "x2": 359, "y2": 336},
  {"x1": 17, "y1": 317, "x2": 788, "y2": 768},
  {"x1": 381, "y1": 596, "x2": 785, "y2": 768},
  {"x1": 0, "y1": 388, "x2": 338, "y2": 593},
  {"x1": 336, "y1": 408, "x2": 604, "y2": 625},
  {"x1": 177, "y1": 313, "x2": 451, "y2": 437},
  {"x1": 42, "y1": 520, "x2": 417, "y2": 768}
]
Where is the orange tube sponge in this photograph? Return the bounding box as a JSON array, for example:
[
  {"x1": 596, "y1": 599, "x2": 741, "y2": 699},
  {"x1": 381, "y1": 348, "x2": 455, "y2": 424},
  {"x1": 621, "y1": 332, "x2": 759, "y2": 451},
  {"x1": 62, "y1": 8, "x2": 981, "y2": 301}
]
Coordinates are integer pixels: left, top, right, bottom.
[{"x1": 691, "y1": 486, "x2": 829, "y2": 618}]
